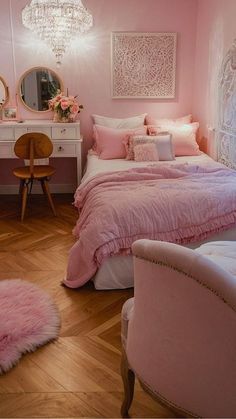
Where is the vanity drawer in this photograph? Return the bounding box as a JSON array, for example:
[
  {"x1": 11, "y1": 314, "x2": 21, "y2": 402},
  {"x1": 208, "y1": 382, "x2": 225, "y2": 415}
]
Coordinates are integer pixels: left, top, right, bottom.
[
  {"x1": 15, "y1": 127, "x2": 52, "y2": 139},
  {"x1": 0, "y1": 127, "x2": 15, "y2": 140},
  {"x1": 0, "y1": 141, "x2": 15, "y2": 157},
  {"x1": 52, "y1": 142, "x2": 77, "y2": 157},
  {"x1": 52, "y1": 126, "x2": 77, "y2": 140}
]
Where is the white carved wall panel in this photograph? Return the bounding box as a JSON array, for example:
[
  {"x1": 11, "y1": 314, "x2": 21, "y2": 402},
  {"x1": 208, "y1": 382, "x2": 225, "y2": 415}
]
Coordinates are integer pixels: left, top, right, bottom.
[
  {"x1": 218, "y1": 40, "x2": 236, "y2": 168},
  {"x1": 111, "y1": 32, "x2": 177, "y2": 99}
]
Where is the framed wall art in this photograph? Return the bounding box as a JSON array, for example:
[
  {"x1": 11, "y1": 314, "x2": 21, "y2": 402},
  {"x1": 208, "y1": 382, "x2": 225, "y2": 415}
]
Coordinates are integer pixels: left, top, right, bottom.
[
  {"x1": 2, "y1": 106, "x2": 18, "y2": 121},
  {"x1": 111, "y1": 32, "x2": 177, "y2": 99}
]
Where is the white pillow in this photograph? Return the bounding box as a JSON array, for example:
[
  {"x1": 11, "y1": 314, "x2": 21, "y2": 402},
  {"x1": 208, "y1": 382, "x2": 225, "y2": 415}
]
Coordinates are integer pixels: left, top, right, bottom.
[
  {"x1": 153, "y1": 133, "x2": 175, "y2": 160},
  {"x1": 92, "y1": 113, "x2": 147, "y2": 129}
]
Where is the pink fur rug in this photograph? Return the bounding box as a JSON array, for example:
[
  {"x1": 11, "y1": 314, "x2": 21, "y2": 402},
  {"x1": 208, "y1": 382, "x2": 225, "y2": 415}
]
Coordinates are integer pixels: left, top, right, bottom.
[{"x1": 0, "y1": 279, "x2": 61, "y2": 374}]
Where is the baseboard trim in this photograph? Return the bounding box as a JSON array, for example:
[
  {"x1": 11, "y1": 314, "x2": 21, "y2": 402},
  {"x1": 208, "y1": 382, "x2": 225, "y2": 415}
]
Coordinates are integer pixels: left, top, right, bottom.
[{"x1": 0, "y1": 183, "x2": 76, "y2": 195}]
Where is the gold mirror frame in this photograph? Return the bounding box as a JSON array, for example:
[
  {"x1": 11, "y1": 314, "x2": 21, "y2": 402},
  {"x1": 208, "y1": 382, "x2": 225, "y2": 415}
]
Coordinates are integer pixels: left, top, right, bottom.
[
  {"x1": 0, "y1": 76, "x2": 9, "y2": 107},
  {"x1": 18, "y1": 67, "x2": 64, "y2": 113}
]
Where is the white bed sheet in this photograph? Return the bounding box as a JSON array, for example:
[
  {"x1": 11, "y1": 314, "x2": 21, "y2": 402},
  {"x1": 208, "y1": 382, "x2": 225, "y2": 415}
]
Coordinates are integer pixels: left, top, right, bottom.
[
  {"x1": 82, "y1": 152, "x2": 214, "y2": 183},
  {"x1": 81, "y1": 152, "x2": 236, "y2": 290}
]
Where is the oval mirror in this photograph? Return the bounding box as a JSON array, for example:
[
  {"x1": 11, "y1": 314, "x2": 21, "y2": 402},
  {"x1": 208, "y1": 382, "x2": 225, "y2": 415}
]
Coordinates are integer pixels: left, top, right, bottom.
[
  {"x1": 19, "y1": 67, "x2": 63, "y2": 112},
  {"x1": 0, "y1": 76, "x2": 9, "y2": 107}
]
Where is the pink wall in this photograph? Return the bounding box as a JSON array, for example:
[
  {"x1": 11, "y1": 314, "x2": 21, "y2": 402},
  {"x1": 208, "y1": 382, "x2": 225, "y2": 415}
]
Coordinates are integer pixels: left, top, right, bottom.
[
  {"x1": 1, "y1": 0, "x2": 197, "y2": 186},
  {"x1": 193, "y1": 0, "x2": 236, "y2": 156}
]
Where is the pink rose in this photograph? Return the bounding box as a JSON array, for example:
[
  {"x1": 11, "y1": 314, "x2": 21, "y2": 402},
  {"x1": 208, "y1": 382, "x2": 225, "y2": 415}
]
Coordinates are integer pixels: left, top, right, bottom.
[
  {"x1": 71, "y1": 103, "x2": 79, "y2": 114},
  {"x1": 60, "y1": 100, "x2": 69, "y2": 110}
]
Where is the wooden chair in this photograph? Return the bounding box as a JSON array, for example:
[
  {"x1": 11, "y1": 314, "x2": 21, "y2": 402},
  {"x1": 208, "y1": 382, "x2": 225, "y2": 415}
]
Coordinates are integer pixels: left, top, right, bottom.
[{"x1": 13, "y1": 132, "x2": 57, "y2": 221}]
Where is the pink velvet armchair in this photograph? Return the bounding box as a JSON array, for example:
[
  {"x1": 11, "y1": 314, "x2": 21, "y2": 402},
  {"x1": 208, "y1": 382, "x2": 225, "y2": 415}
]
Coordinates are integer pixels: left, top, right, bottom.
[{"x1": 121, "y1": 239, "x2": 236, "y2": 418}]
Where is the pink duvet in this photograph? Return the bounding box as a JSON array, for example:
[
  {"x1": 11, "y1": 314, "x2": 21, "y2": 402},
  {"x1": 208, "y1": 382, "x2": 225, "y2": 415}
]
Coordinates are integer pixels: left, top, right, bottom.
[{"x1": 64, "y1": 163, "x2": 236, "y2": 288}]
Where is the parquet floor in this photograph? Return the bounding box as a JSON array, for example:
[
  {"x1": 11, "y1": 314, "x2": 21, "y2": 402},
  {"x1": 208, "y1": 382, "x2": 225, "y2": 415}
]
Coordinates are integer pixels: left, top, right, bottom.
[{"x1": 0, "y1": 194, "x2": 176, "y2": 418}]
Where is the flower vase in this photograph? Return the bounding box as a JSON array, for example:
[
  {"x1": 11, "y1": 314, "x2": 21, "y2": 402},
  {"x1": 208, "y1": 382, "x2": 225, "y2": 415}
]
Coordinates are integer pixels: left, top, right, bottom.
[{"x1": 53, "y1": 111, "x2": 72, "y2": 123}]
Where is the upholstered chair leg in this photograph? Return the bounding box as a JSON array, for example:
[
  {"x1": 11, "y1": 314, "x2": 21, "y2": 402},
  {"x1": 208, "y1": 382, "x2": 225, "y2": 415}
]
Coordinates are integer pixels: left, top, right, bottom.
[
  {"x1": 21, "y1": 184, "x2": 28, "y2": 222},
  {"x1": 42, "y1": 179, "x2": 57, "y2": 216},
  {"x1": 121, "y1": 349, "x2": 135, "y2": 418}
]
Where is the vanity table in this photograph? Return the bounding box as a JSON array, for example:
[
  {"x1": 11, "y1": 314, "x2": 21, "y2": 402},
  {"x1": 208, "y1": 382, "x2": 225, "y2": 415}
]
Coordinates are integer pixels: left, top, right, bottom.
[{"x1": 0, "y1": 120, "x2": 82, "y2": 185}]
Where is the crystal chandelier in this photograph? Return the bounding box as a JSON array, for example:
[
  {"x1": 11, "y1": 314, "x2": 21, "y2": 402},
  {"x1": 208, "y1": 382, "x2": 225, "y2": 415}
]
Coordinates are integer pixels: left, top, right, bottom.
[{"x1": 22, "y1": 0, "x2": 93, "y2": 66}]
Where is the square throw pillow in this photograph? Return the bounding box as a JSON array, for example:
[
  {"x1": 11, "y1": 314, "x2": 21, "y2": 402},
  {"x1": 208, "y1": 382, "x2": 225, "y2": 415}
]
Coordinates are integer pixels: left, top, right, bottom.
[
  {"x1": 125, "y1": 133, "x2": 174, "y2": 161},
  {"x1": 92, "y1": 113, "x2": 147, "y2": 129},
  {"x1": 146, "y1": 114, "x2": 192, "y2": 126},
  {"x1": 133, "y1": 143, "x2": 159, "y2": 162},
  {"x1": 93, "y1": 125, "x2": 147, "y2": 159},
  {"x1": 147, "y1": 122, "x2": 200, "y2": 156}
]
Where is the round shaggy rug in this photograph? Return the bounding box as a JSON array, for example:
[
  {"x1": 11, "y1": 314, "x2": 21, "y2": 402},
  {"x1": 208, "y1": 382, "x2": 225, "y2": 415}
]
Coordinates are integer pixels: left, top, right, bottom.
[{"x1": 0, "y1": 279, "x2": 61, "y2": 374}]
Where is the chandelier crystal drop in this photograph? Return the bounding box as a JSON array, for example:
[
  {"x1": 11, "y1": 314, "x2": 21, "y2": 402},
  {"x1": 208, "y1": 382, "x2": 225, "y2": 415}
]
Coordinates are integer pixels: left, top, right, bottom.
[{"x1": 22, "y1": 0, "x2": 93, "y2": 66}]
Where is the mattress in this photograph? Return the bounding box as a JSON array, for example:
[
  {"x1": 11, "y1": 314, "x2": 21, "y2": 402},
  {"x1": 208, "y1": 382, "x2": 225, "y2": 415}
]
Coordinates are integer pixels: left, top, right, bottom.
[{"x1": 80, "y1": 153, "x2": 236, "y2": 290}]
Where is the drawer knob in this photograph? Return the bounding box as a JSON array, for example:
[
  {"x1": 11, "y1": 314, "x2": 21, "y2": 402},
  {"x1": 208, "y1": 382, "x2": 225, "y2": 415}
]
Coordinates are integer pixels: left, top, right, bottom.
[
  {"x1": 58, "y1": 146, "x2": 64, "y2": 151},
  {"x1": 61, "y1": 129, "x2": 66, "y2": 133}
]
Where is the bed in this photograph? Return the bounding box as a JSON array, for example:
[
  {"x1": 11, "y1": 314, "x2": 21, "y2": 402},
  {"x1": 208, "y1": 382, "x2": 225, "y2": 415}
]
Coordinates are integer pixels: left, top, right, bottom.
[{"x1": 63, "y1": 152, "x2": 236, "y2": 290}]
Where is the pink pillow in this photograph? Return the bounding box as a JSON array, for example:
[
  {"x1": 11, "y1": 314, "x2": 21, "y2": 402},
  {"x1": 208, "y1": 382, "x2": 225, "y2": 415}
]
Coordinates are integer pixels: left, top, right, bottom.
[
  {"x1": 146, "y1": 114, "x2": 192, "y2": 125},
  {"x1": 148, "y1": 123, "x2": 200, "y2": 156},
  {"x1": 93, "y1": 125, "x2": 147, "y2": 159},
  {"x1": 148, "y1": 126, "x2": 167, "y2": 136},
  {"x1": 125, "y1": 134, "x2": 174, "y2": 161},
  {"x1": 133, "y1": 143, "x2": 159, "y2": 162}
]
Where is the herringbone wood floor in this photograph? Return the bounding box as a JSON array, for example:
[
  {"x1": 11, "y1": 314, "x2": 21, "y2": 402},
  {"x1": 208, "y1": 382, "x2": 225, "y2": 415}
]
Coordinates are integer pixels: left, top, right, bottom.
[{"x1": 0, "y1": 194, "x2": 176, "y2": 418}]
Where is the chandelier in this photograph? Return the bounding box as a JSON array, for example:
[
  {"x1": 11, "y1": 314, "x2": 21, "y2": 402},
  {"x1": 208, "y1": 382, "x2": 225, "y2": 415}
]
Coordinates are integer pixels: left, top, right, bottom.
[{"x1": 22, "y1": 0, "x2": 93, "y2": 66}]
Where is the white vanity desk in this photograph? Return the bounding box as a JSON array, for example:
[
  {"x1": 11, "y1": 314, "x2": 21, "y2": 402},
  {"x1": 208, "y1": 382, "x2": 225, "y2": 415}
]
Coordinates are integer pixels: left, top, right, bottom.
[{"x1": 0, "y1": 120, "x2": 82, "y2": 185}]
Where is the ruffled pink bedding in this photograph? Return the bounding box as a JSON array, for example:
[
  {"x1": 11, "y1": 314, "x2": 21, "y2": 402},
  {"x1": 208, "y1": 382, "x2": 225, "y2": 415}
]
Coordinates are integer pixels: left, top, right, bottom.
[{"x1": 64, "y1": 163, "x2": 236, "y2": 288}]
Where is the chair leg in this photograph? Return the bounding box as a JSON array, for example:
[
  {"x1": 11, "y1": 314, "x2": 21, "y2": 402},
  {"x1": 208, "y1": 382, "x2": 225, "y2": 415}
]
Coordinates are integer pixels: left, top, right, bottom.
[
  {"x1": 121, "y1": 349, "x2": 135, "y2": 418},
  {"x1": 29, "y1": 178, "x2": 34, "y2": 195},
  {"x1": 21, "y1": 184, "x2": 28, "y2": 222},
  {"x1": 41, "y1": 179, "x2": 57, "y2": 216},
  {"x1": 40, "y1": 179, "x2": 46, "y2": 194},
  {"x1": 19, "y1": 179, "x2": 25, "y2": 195}
]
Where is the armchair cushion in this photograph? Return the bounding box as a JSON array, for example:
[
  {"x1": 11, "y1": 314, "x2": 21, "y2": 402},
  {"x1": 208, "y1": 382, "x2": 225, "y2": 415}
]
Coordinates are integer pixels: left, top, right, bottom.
[{"x1": 196, "y1": 241, "x2": 236, "y2": 277}]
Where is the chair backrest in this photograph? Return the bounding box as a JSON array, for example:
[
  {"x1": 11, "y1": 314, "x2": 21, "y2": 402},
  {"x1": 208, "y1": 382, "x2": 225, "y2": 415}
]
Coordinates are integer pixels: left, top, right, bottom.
[{"x1": 14, "y1": 132, "x2": 53, "y2": 175}]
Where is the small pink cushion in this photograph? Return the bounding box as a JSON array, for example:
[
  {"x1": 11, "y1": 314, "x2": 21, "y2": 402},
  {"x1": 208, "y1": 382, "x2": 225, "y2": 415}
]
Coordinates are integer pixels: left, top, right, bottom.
[
  {"x1": 148, "y1": 123, "x2": 200, "y2": 156},
  {"x1": 146, "y1": 114, "x2": 192, "y2": 125},
  {"x1": 133, "y1": 143, "x2": 159, "y2": 162},
  {"x1": 93, "y1": 125, "x2": 147, "y2": 159}
]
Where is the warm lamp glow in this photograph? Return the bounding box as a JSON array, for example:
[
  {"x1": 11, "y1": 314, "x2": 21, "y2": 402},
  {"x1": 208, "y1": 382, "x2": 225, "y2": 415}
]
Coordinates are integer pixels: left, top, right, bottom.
[{"x1": 22, "y1": 0, "x2": 93, "y2": 66}]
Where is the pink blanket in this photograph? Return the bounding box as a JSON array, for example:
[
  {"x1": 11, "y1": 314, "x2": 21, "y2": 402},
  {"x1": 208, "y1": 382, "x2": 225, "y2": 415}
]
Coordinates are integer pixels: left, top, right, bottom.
[{"x1": 64, "y1": 163, "x2": 236, "y2": 288}]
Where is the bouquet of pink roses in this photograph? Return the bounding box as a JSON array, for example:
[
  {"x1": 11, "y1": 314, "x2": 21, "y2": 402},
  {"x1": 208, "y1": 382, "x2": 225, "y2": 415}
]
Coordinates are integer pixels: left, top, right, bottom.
[{"x1": 48, "y1": 92, "x2": 83, "y2": 122}]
